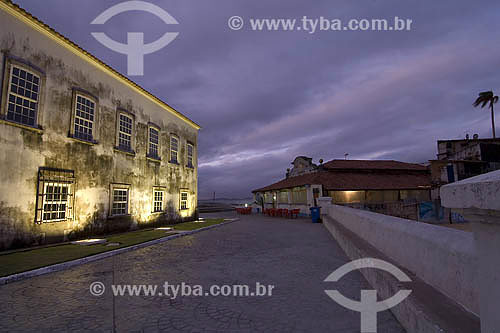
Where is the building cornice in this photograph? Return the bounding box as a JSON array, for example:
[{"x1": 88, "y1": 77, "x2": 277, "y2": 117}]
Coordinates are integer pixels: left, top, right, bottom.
[{"x1": 0, "y1": 0, "x2": 201, "y2": 130}]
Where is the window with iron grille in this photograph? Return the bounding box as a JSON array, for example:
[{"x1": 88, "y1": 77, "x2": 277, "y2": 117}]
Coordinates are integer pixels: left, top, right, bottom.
[
  {"x1": 187, "y1": 143, "x2": 194, "y2": 167},
  {"x1": 35, "y1": 168, "x2": 74, "y2": 224},
  {"x1": 153, "y1": 190, "x2": 164, "y2": 212},
  {"x1": 170, "y1": 136, "x2": 179, "y2": 163},
  {"x1": 180, "y1": 191, "x2": 188, "y2": 210},
  {"x1": 118, "y1": 113, "x2": 133, "y2": 151},
  {"x1": 112, "y1": 188, "x2": 129, "y2": 216},
  {"x1": 6, "y1": 66, "x2": 40, "y2": 127},
  {"x1": 74, "y1": 95, "x2": 95, "y2": 141},
  {"x1": 149, "y1": 127, "x2": 160, "y2": 159},
  {"x1": 43, "y1": 184, "x2": 69, "y2": 221}
]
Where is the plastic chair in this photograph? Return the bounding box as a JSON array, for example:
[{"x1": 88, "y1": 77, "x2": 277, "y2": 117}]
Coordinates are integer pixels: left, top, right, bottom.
[{"x1": 290, "y1": 209, "x2": 300, "y2": 218}]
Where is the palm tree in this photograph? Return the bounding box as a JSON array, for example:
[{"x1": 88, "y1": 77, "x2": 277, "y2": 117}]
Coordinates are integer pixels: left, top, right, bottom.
[{"x1": 473, "y1": 91, "x2": 498, "y2": 138}]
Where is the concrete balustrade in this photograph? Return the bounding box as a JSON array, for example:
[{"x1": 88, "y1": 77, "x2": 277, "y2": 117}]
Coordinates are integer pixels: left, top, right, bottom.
[
  {"x1": 317, "y1": 197, "x2": 479, "y2": 316},
  {"x1": 441, "y1": 169, "x2": 500, "y2": 333},
  {"x1": 318, "y1": 169, "x2": 500, "y2": 332}
]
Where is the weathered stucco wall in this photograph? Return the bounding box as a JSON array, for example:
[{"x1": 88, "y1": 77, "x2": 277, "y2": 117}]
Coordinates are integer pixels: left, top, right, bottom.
[{"x1": 0, "y1": 7, "x2": 199, "y2": 249}]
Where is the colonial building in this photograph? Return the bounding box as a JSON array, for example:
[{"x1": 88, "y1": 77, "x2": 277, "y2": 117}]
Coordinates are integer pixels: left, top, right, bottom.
[
  {"x1": 0, "y1": 1, "x2": 200, "y2": 249},
  {"x1": 252, "y1": 157, "x2": 431, "y2": 214}
]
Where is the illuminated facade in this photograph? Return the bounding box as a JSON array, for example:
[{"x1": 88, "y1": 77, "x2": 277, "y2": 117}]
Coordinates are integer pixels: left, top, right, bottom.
[
  {"x1": 253, "y1": 157, "x2": 431, "y2": 214},
  {"x1": 0, "y1": 1, "x2": 200, "y2": 249}
]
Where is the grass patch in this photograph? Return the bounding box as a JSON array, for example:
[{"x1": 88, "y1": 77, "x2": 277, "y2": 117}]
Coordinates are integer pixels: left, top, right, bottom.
[
  {"x1": 173, "y1": 219, "x2": 225, "y2": 231},
  {"x1": 0, "y1": 218, "x2": 225, "y2": 277}
]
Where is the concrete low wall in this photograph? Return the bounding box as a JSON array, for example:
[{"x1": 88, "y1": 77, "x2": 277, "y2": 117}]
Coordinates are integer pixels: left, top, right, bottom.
[
  {"x1": 441, "y1": 170, "x2": 500, "y2": 332},
  {"x1": 441, "y1": 169, "x2": 500, "y2": 211},
  {"x1": 321, "y1": 201, "x2": 479, "y2": 315}
]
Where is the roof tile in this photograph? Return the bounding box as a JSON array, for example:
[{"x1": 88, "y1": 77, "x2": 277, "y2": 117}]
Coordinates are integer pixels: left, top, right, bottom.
[
  {"x1": 253, "y1": 160, "x2": 431, "y2": 192},
  {"x1": 322, "y1": 159, "x2": 427, "y2": 171}
]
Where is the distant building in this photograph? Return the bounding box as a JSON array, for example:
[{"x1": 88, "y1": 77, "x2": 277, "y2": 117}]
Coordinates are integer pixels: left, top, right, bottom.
[
  {"x1": 0, "y1": 2, "x2": 199, "y2": 250},
  {"x1": 252, "y1": 157, "x2": 431, "y2": 214},
  {"x1": 429, "y1": 135, "x2": 500, "y2": 199}
]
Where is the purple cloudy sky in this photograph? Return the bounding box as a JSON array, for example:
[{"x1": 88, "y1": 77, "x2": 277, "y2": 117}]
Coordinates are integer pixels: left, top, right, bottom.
[{"x1": 15, "y1": 0, "x2": 500, "y2": 199}]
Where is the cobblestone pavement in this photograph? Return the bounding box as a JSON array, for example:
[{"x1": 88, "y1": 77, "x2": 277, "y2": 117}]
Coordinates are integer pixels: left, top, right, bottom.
[{"x1": 0, "y1": 213, "x2": 405, "y2": 332}]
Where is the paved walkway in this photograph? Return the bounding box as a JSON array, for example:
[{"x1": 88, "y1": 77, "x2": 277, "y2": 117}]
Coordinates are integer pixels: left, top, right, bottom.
[{"x1": 0, "y1": 213, "x2": 404, "y2": 332}]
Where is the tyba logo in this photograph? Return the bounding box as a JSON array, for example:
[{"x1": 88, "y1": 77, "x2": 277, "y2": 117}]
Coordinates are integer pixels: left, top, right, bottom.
[
  {"x1": 91, "y1": 1, "x2": 179, "y2": 76},
  {"x1": 324, "y1": 258, "x2": 412, "y2": 333}
]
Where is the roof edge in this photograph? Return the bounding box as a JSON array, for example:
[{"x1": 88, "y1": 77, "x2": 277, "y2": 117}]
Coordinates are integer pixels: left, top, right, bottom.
[
  {"x1": 437, "y1": 138, "x2": 500, "y2": 143},
  {"x1": 0, "y1": 0, "x2": 201, "y2": 130}
]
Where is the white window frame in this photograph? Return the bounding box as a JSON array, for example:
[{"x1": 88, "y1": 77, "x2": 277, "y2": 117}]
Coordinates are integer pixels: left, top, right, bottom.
[
  {"x1": 187, "y1": 142, "x2": 194, "y2": 168},
  {"x1": 148, "y1": 124, "x2": 161, "y2": 160},
  {"x1": 180, "y1": 191, "x2": 188, "y2": 210},
  {"x1": 42, "y1": 183, "x2": 71, "y2": 222},
  {"x1": 153, "y1": 189, "x2": 165, "y2": 213},
  {"x1": 71, "y1": 92, "x2": 97, "y2": 142},
  {"x1": 110, "y1": 184, "x2": 131, "y2": 216},
  {"x1": 35, "y1": 167, "x2": 75, "y2": 224},
  {"x1": 170, "y1": 135, "x2": 179, "y2": 164},
  {"x1": 118, "y1": 113, "x2": 133, "y2": 151},
  {"x1": 115, "y1": 110, "x2": 135, "y2": 153},
  {"x1": 4, "y1": 64, "x2": 42, "y2": 128}
]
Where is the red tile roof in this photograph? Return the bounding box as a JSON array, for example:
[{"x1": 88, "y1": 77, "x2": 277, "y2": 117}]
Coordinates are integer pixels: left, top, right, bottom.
[
  {"x1": 322, "y1": 159, "x2": 428, "y2": 171},
  {"x1": 253, "y1": 160, "x2": 431, "y2": 192},
  {"x1": 318, "y1": 172, "x2": 431, "y2": 190},
  {"x1": 253, "y1": 170, "x2": 431, "y2": 192},
  {"x1": 253, "y1": 173, "x2": 319, "y2": 193}
]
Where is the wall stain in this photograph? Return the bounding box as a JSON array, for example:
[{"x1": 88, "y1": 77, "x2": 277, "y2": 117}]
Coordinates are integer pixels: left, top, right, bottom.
[{"x1": 0, "y1": 32, "x2": 198, "y2": 250}]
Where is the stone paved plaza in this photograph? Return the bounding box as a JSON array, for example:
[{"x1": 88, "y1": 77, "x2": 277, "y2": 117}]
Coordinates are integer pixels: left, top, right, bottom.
[{"x1": 0, "y1": 213, "x2": 404, "y2": 332}]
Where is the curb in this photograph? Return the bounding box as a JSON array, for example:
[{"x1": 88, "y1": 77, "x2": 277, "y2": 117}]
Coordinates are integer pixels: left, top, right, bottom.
[{"x1": 0, "y1": 218, "x2": 239, "y2": 286}]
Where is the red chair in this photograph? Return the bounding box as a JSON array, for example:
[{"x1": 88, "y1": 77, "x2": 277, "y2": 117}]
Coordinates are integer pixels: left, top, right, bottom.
[
  {"x1": 276, "y1": 209, "x2": 283, "y2": 217},
  {"x1": 290, "y1": 209, "x2": 300, "y2": 218},
  {"x1": 282, "y1": 209, "x2": 289, "y2": 218},
  {"x1": 236, "y1": 207, "x2": 252, "y2": 215}
]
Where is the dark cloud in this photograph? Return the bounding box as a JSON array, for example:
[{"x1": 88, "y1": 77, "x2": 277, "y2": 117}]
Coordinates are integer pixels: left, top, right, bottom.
[{"x1": 15, "y1": 0, "x2": 500, "y2": 198}]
